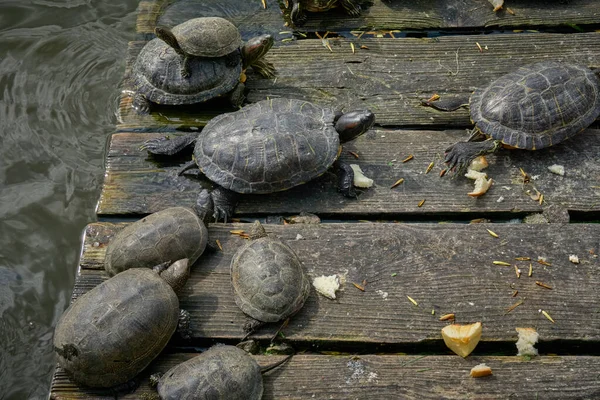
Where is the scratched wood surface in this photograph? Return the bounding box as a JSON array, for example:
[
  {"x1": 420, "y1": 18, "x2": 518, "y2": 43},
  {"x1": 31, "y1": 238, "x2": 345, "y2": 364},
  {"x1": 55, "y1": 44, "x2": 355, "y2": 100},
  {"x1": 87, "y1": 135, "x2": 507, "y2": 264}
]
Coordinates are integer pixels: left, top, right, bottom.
[
  {"x1": 49, "y1": 354, "x2": 600, "y2": 399},
  {"x1": 69, "y1": 222, "x2": 600, "y2": 344},
  {"x1": 136, "y1": 0, "x2": 600, "y2": 37},
  {"x1": 97, "y1": 129, "x2": 600, "y2": 218},
  {"x1": 118, "y1": 33, "x2": 600, "y2": 129}
]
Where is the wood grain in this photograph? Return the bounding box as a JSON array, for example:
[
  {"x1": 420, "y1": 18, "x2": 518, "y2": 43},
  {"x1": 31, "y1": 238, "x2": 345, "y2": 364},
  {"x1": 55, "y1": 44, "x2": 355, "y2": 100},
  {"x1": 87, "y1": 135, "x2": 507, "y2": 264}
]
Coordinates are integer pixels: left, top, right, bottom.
[
  {"x1": 75, "y1": 222, "x2": 600, "y2": 344},
  {"x1": 118, "y1": 33, "x2": 600, "y2": 128},
  {"x1": 50, "y1": 353, "x2": 600, "y2": 399},
  {"x1": 136, "y1": 0, "x2": 600, "y2": 36},
  {"x1": 97, "y1": 129, "x2": 600, "y2": 217}
]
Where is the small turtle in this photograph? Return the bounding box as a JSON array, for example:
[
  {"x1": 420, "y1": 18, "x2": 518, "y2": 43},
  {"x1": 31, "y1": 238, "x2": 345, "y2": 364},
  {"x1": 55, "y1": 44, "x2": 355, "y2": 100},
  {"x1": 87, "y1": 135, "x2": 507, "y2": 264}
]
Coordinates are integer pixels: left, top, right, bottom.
[
  {"x1": 422, "y1": 61, "x2": 600, "y2": 175},
  {"x1": 54, "y1": 260, "x2": 192, "y2": 388},
  {"x1": 152, "y1": 344, "x2": 291, "y2": 400},
  {"x1": 231, "y1": 221, "x2": 310, "y2": 336},
  {"x1": 132, "y1": 17, "x2": 275, "y2": 113},
  {"x1": 140, "y1": 98, "x2": 375, "y2": 221},
  {"x1": 104, "y1": 189, "x2": 212, "y2": 276},
  {"x1": 154, "y1": 17, "x2": 242, "y2": 78},
  {"x1": 288, "y1": 0, "x2": 366, "y2": 26}
]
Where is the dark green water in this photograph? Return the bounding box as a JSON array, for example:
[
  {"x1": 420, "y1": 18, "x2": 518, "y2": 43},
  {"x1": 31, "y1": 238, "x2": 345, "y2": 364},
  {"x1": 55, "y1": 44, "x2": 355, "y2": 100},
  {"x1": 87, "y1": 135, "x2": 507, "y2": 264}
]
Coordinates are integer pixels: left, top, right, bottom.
[{"x1": 0, "y1": 1, "x2": 138, "y2": 398}]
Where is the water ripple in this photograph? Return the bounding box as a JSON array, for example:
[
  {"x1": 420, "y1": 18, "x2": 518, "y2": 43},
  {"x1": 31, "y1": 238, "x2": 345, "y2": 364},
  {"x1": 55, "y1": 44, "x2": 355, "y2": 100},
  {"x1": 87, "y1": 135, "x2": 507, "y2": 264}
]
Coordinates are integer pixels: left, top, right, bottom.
[{"x1": 0, "y1": 0, "x2": 138, "y2": 398}]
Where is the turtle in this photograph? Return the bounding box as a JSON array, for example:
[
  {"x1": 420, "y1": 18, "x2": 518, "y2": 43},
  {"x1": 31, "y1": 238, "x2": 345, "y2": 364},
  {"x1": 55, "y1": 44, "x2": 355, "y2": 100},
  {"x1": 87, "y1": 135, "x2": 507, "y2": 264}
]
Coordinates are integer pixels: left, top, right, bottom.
[
  {"x1": 132, "y1": 17, "x2": 275, "y2": 114},
  {"x1": 104, "y1": 189, "x2": 213, "y2": 276},
  {"x1": 287, "y1": 0, "x2": 366, "y2": 26},
  {"x1": 151, "y1": 344, "x2": 291, "y2": 400},
  {"x1": 421, "y1": 61, "x2": 600, "y2": 175},
  {"x1": 53, "y1": 259, "x2": 192, "y2": 388},
  {"x1": 140, "y1": 98, "x2": 376, "y2": 221},
  {"x1": 230, "y1": 221, "x2": 310, "y2": 336}
]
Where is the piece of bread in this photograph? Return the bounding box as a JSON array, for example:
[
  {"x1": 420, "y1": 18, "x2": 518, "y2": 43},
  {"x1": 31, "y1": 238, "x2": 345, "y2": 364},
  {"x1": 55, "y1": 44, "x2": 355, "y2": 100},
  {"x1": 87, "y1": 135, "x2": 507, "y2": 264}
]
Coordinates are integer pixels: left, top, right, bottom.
[
  {"x1": 516, "y1": 327, "x2": 539, "y2": 356},
  {"x1": 441, "y1": 322, "x2": 482, "y2": 357},
  {"x1": 470, "y1": 363, "x2": 493, "y2": 378}
]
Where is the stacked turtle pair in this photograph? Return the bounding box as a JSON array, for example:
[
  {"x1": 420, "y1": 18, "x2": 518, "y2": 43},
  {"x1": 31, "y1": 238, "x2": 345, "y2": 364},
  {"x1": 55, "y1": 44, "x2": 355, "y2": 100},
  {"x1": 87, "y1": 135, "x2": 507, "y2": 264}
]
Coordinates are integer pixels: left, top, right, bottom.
[{"x1": 132, "y1": 17, "x2": 275, "y2": 113}]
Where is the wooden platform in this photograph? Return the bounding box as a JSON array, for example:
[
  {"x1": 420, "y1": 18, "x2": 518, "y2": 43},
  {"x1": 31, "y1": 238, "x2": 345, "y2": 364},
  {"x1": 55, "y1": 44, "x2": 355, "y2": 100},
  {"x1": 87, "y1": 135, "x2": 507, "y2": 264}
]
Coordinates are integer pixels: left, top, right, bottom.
[{"x1": 50, "y1": 0, "x2": 600, "y2": 399}]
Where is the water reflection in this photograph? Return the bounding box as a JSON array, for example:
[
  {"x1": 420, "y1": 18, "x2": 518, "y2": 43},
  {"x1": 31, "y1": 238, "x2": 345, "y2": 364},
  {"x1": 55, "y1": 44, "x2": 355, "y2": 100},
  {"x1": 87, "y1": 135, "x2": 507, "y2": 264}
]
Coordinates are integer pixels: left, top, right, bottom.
[{"x1": 0, "y1": 1, "x2": 138, "y2": 398}]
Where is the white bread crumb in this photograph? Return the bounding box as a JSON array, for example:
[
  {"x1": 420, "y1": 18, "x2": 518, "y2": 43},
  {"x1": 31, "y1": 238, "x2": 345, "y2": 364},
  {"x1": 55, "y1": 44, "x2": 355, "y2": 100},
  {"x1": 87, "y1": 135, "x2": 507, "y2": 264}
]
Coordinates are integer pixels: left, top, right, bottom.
[
  {"x1": 516, "y1": 327, "x2": 539, "y2": 356},
  {"x1": 350, "y1": 164, "x2": 374, "y2": 188},
  {"x1": 548, "y1": 164, "x2": 565, "y2": 176},
  {"x1": 470, "y1": 363, "x2": 493, "y2": 377},
  {"x1": 313, "y1": 275, "x2": 340, "y2": 299}
]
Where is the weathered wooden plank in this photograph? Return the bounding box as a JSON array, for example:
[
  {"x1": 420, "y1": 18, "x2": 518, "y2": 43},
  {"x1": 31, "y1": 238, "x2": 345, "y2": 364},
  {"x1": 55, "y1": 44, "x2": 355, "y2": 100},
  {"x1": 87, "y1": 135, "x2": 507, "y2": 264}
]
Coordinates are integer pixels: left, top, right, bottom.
[
  {"x1": 76, "y1": 222, "x2": 600, "y2": 344},
  {"x1": 49, "y1": 354, "x2": 600, "y2": 399},
  {"x1": 97, "y1": 129, "x2": 600, "y2": 217},
  {"x1": 118, "y1": 33, "x2": 600, "y2": 129},
  {"x1": 136, "y1": 0, "x2": 600, "y2": 37}
]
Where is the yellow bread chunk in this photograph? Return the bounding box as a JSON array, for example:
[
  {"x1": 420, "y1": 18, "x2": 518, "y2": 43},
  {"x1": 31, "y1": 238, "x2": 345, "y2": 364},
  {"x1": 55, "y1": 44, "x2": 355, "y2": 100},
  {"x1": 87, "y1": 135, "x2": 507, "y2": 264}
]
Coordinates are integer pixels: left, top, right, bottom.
[
  {"x1": 441, "y1": 322, "x2": 482, "y2": 357},
  {"x1": 470, "y1": 363, "x2": 493, "y2": 378}
]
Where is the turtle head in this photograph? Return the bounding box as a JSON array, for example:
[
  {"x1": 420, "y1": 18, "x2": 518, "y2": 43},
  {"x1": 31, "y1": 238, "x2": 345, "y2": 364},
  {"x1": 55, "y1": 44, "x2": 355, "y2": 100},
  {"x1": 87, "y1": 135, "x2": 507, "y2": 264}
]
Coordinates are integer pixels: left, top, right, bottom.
[
  {"x1": 158, "y1": 259, "x2": 190, "y2": 293},
  {"x1": 242, "y1": 34, "x2": 274, "y2": 68},
  {"x1": 154, "y1": 26, "x2": 184, "y2": 54},
  {"x1": 335, "y1": 109, "x2": 375, "y2": 143}
]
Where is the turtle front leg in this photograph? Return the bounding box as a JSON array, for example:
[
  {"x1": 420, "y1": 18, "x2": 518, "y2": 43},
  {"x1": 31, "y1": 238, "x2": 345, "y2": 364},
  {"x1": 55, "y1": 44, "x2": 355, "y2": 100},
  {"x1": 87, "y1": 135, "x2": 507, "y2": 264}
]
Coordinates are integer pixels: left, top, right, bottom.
[
  {"x1": 177, "y1": 309, "x2": 192, "y2": 340},
  {"x1": 211, "y1": 187, "x2": 239, "y2": 223},
  {"x1": 336, "y1": 161, "x2": 358, "y2": 198},
  {"x1": 180, "y1": 55, "x2": 191, "y2": 78},
  {"x1": 140, "y1": 133, "x2": 197, "y2": 156},
  {"x1": 242, "y1": 318, "x2": 266, "y2": 340},
  {"x1": 132, "y1": 92, "x2": 152, "y2": 115},
  {"x1": 290, "y1": 0, "x2": 307, "y2": 25},
  {"x1": 251, "y1": 59, "x2": 276, "y2": 79},
  {"x1": 444, "y1": 139, "x2": 501, "y2": 176},
  {"x1": 339, "y1": 0, "x2": 362, "y2": 16}
]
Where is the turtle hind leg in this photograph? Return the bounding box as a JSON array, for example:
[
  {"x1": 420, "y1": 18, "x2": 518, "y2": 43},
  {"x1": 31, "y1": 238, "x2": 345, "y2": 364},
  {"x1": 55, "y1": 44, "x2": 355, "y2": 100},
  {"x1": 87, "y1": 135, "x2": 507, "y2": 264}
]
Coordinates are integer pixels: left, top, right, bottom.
[
  {"x1": 242, "y1": 318, "x2": 266, "y2": 340},
  {"x1": 132, "y1": 93, "x2": 152, "y2": 115},
  {"x1": 210, "y1": 187, "x2": 239, "y2": 223},
  {"x1": 177, "y1": 309, "x2": 192, "y2": 340},
  {"x1": 228, "y1": 82, "x2": 246, "y2": 108},
  {"x1": 140, "y1": 133, "x2": 197, "y2": 156},
  {"x1": 289, "y1": 0, "x2": 307, "y2": 26},
  {"x1": 339, "y1": 0, "x2": 362, "y2": 16},
  {"x1": 444, "y1": 139, "x2": 501, "y2": 176}
]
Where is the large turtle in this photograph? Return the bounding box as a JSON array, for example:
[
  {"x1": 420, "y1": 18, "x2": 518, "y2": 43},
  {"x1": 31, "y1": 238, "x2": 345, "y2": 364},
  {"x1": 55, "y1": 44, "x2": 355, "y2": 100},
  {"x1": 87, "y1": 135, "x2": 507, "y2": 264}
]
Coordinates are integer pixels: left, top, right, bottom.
[
  {"x1": 422, "y1": 61, "x2": 600, "y2": 175},
  {"x1": 230, "y1": 221, "x2": 310, "y2": 336},
  {"x1": 53, "y1": 260, "x2": 192, "y2": 388},
  {"x1": 288, "y1": 0, "x2": 366, "y2": 26},
  {"x1": 140, "y1": 98, "x2": 375, "y2": 221},
  {"x1": 152, "y1": 344, "x2": 291, "y2": 400},
  {"x1": 132, "y1": 17, "x2": 275, "y2": 114},
  {"x1": 104, "y1": 189, "x2": 213, "y2": 276}
]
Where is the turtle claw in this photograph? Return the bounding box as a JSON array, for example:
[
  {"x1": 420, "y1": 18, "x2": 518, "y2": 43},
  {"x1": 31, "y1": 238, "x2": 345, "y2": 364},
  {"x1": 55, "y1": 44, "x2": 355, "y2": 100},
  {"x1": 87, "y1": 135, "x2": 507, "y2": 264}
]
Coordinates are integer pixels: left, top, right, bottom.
[
  {"x1": 341, "y1": 0, "x2": 362, "y2": 16},
  {"x1": 140, "y1": 137, "x2": 168, "y2": 153},
  {"x1": 132, "y1": 93, "x2": 151, "y2": 115}
]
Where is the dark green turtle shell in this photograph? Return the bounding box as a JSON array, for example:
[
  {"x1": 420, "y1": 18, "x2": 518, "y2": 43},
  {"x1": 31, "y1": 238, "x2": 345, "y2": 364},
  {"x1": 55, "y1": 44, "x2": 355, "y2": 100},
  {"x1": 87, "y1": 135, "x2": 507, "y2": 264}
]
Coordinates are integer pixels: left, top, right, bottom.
[
  {"x1": 194, "y1": 98, "x2": 340, "y2": 194},
  {"x1": 132, "y1": 38, "x2": 242, "y2": 105},
  {"x1": 471, "y1": 61, "x2": 600, "y2": 150},
  {"x1": 230, "y1": 231, "x2": 310, "y2": 323},
  {"x1": 171, "y1": 17, "x2": 242, "y2": 58},
  {"x1": 157, "y1": 345, "x2": 263, "y2": 400},
  {"x1": 53, "y1": 268, "x2": 179, "y2": 388},
  {"x1": 104, "y1": 207, "x2": 208, "y2": 276},
  {"x1": 304, "y1": 0, "x2": 340, "y2": 12}
]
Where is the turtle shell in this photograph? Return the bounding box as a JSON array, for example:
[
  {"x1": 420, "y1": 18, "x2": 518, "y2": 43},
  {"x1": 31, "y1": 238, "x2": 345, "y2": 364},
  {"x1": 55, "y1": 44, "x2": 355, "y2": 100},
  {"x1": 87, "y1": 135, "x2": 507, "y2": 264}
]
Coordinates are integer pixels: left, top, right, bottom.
[
  {"x1": 157, "y1": 345, "x2": 263, "y2": 400},
  {"x1": 304, "y1": 0, "x2": 340, "y2": 12},
  {"x1": 195, "y1": 98, "x2": 340, "y2": 193},
  {"x1": 171, "y1": 17, "x2": 242, "y2": 58},
  {"x1": 471, "y1": 61, "x2": 600, "y2": 150},
  {"x1": 53, "y1": 268, "x2": 179, "y2": 388},
  {"x1": 132, "y1": 38, "x2": 242, "y2": 105},
  {"x1": 104, "y1": 207, "x2": 208, "y2": 276},
  {"x1": 231, "y1": 231, "x2": 310, "y2": 323}
]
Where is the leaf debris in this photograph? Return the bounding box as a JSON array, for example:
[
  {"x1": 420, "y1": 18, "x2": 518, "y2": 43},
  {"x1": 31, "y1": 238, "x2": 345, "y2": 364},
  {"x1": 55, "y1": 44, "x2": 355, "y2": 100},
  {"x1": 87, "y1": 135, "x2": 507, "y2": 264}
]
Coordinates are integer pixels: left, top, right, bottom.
[
  {"x1": 487, "y1": 229, "x2": 499, "y2": 238},
  {"x1": 535, "y1": 281, "x2": 552, "y2": 290},
  {"x1": 215, "y1": 239, "x2": 223, "y2": 251},
  {"x1": 541, "y1": 310, "x2": 555, "y2": 323},
  {"x1": 425, "y1": 162, "x2": 435, "y2": 174},
  {"x1": 407, "y1": 296, "x2": 418, "y2": 306},
  {"x1": 391, "y1": 178, "x2": 405, "y2": 189},
  {"x1": 439, "y1": 313, "x2": 455, "y2": 321},
  {"x1": 418, "y1": 199, "x2": 426, "y2": 207},
  {"x1": 352, "y1": 282, "x2": 365, "y2": 292},
  {"x1": 493, "y1": 261, "x2": 511, "y2": 266},
  {"x1": 402, "y1": 155, "x2": 414, "y2": 163},
  {"x1": 505, "y1": 299, "x2": 524, "y2": 314}
]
